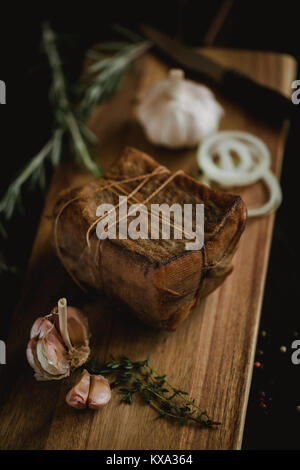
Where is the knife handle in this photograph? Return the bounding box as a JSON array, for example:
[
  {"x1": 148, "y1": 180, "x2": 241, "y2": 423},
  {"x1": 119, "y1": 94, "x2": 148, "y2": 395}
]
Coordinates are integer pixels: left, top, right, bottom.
[{"x1": 221, "y1": 69, "x2": 296, "y2": 121}]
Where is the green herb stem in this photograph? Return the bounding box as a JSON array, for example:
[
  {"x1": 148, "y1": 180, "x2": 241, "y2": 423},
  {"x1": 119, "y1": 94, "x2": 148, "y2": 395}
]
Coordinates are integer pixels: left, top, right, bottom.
[
  {"x1": 86, "y1": 356, "x2": 220, "y2": 428},
  {"x1": 43, "y1": 24, "x2": 102, "y2": 178},
  {"x1": 144, "y1": 364, "x2": 205, "y2": 414},
  {"x1": 64, "y1": 112, "x2": 102, "y2": 177},
  {"x1": 0, "y1": 139, "x2": 53, "y2": 220}
]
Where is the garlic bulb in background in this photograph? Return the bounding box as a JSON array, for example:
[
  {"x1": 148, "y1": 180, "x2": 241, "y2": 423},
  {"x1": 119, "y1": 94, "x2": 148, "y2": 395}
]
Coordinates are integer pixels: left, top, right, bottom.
[
  {"x1": 66, "y1": 369, "x2": 111, "y2": 410},
  {"x1": 26, "y1": 298, "x2": 90, "y2": 381},
  {"x1": 137, "y1": 69, "x2": 223, "y2": 149}
]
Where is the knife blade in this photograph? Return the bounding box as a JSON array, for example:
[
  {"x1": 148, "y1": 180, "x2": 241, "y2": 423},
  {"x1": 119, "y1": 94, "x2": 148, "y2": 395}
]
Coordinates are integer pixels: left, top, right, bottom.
[{"x1": 141, "y1": 25, "x2": 296, "y2": 122}]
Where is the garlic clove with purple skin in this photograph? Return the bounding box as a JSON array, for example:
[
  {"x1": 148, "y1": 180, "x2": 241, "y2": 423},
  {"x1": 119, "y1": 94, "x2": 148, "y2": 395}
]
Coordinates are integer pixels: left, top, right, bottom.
[
  {"x1": 66, "y1": 369, "x2": 91, "y2": 409},
  {"x1": 36, "y1": 322, "x2": 70, "y2": 377},
  {"x1": 66, "y1": 370, "x2": 111, "y2": 410},
  {"x1": 30, "y1": 317, "x2": 48, "y2": 339},
  {"x1": 88, "y1": 374, "x2": 111, "y2": 410},
  {"x1": 51, "y1": 303, "x2": 90, "y2": 348},
  {"x1": 66, "y1": 307, "x2": 90, "y2": 347},
  {"x1": 26, "y1": 338, "x2": 51, "y2": 381}
]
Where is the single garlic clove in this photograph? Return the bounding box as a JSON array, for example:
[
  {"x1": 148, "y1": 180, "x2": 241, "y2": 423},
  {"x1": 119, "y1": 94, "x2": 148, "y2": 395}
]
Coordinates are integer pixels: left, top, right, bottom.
[
  {"x1": 66, "y1": 369, "x2": 91, "y2": 409},
  {"x1": 65, "y1": 307, "x2": 90, "y2": 347},
  {"x1": 30, "y1": 316, "x2": 48, "y2": 339},
  {"x1": 26, "y1": 337, "x2": 50, "y2": 381},
  {"x1": 87, "y1": 374, "x2": 111, "y2": 410},
  {"x1": 51, "y1": 301, "x2": 90, "y2": 348},
  {"x1": 36, "y1": 323, "x2": 70, "y2": 377}
]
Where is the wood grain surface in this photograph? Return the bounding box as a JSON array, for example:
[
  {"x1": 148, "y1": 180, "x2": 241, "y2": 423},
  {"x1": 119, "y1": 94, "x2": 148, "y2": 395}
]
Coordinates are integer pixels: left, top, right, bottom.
[{"x1": 0, "y1": 48, "x2": 296, "y2": 450}]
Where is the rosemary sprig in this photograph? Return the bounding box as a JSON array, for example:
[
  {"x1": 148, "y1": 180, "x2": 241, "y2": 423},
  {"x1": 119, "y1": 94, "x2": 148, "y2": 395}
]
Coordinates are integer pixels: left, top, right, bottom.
[
  {"x1": 0, "y1": 24, "x2": 149, "y2": 264},
  {"x1": 86, "y1": 356, "x2": 220, "y2": 429},
  {"x1": 0, "y1": 24, "x2": 100, "y2": 230},
  {"x1": 43, "y1": 24, "x2": 102, "y2": 178},
  {"x1": 79, "y1": 40, "x2": 151, "y2": 119},
  {"x1": 0, "y1": 139, "x2": 54, "y2": 222}
]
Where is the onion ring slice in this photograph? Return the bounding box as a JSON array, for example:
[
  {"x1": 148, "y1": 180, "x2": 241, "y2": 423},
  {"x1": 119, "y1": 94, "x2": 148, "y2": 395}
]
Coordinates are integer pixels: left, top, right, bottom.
[
  {"x1": 248, "y1": 171, "x2": 282, "y2": 217},
  {"x1": 197, "y1": 130, "x2": 282, "y2": 218}
]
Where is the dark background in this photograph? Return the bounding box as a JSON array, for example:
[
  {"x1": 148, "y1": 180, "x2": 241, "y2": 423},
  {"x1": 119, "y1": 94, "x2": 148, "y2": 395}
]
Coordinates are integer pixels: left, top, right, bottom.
[{"x1": 1, "y1": 0, "x2": 300, "y2": 450}]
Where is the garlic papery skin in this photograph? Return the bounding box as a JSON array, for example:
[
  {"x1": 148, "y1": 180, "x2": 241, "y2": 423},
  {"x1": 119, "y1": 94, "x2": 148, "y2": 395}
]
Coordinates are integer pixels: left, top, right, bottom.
[
  {"x1": 88, "y1": 374, "x2": 111, "y2": 410},
  {"x1": 26, "y1": 298, "x2": 90, "y2": 381},
  {"x1": 136, "y1": 68, "x2": 223, "y2": 149},
  {"x1": 66, "y1": 369, "x2": 91, "y2": 409}
]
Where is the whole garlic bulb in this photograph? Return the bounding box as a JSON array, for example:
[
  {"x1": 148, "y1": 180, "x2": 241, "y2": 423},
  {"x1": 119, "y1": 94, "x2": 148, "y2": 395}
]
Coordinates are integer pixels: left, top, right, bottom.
[
  {"x1": 137, "y1": 69, "x2": 223, "y2": 149},
  {"x1": 26, "y1": 298, "x2": 90, "y2": 381}
]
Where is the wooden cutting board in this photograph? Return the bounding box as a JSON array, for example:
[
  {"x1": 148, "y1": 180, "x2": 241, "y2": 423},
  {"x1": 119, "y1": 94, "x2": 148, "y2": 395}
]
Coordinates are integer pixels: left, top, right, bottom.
[{"x1": 0, "y1": 48, "x2": 296, "y2": 450}]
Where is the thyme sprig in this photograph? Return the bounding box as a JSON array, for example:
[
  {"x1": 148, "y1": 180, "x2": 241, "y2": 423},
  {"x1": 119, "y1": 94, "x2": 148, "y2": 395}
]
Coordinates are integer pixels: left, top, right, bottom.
[{"x1": 86, "y1": 356, "x2": 220, "y2": 429}]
